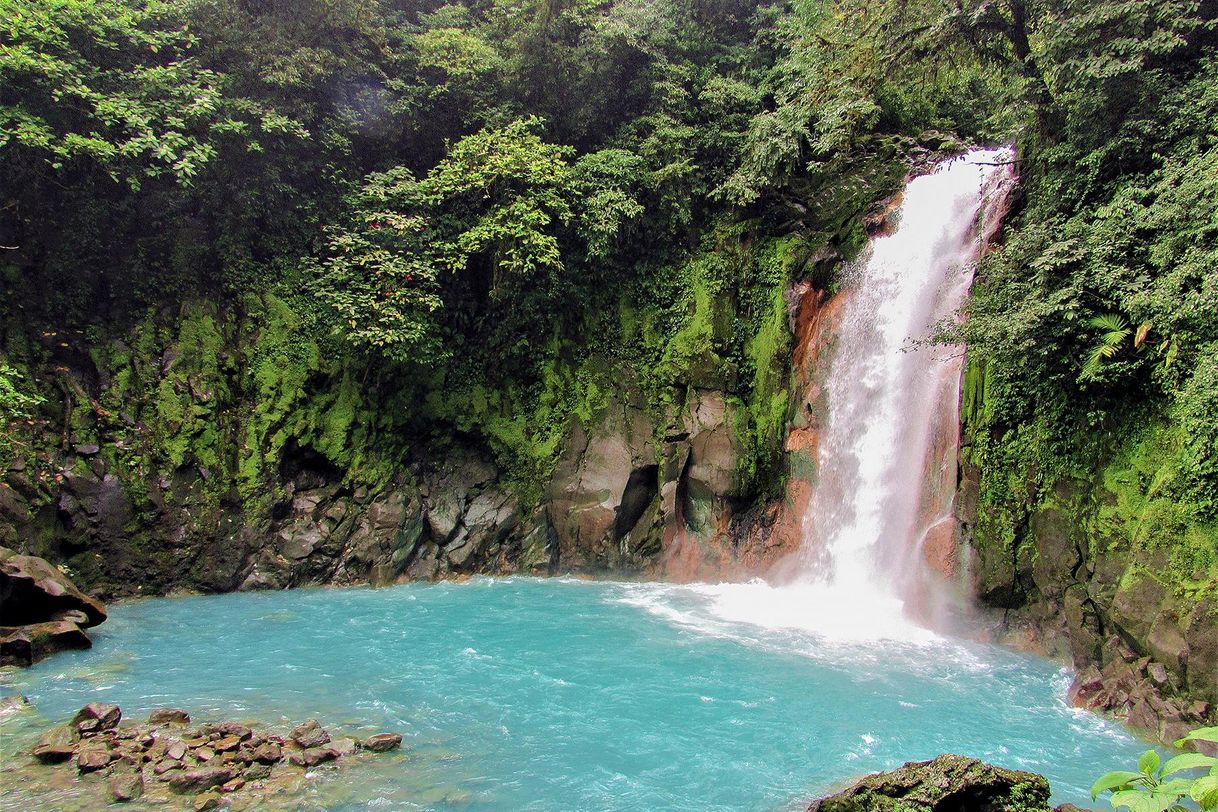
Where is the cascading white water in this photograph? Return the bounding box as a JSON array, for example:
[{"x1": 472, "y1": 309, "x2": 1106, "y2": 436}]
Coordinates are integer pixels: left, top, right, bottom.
[{"x1": 684, "y1": 149, "x2": 1015, "y2": 644}]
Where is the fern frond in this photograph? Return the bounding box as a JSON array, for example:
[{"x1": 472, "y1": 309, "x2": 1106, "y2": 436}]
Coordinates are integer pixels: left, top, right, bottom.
[{"x1": 1081, "y1": 312, "x2": 1132, "y2": 379}]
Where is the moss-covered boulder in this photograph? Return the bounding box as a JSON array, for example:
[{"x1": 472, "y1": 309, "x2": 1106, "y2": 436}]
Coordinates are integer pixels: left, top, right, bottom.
[{"x1": 807, "y1": 754, "x2": 1053, "y2": 812}]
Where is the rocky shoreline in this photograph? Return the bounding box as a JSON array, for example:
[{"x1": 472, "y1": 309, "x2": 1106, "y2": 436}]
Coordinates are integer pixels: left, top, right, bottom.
[{"x1": 16, "y1": 701, "x2": 401, "y2": 810}]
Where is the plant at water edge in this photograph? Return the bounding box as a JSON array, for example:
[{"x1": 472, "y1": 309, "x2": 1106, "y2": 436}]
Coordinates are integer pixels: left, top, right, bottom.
[{"x1": 1091, "y1": 727, "x2": 1218, "y2": 812}]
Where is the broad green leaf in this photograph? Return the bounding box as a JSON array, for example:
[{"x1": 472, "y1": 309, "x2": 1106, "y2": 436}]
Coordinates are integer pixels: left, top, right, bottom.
[
  {"x1": 1191, "y1": 774, "x2": 1218, "y2": 808},
  {"x1": 1177, "y1": 728, "x2": 1218, "y2": 746},
  {"x1": 1162, "y1": 753, "x2": 1218, "y2": 777},
  {"x1": 1109, "y1": 788, "x2": 1163, "y2": 812},
  {"x1": 1141, "y1": 750, "x2": 1163, "y2": 776},
  {"x1": 1093, "y1": 771, "x2": 1146, "y2": 799}
]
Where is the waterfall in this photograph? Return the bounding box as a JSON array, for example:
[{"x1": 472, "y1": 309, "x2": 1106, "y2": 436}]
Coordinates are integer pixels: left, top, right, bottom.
[{"x1": 695, "y1": 149, "x2": 1016, "y2": 643}]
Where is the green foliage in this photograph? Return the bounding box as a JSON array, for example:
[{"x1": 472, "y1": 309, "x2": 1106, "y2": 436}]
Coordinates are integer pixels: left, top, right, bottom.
[
  {"x1": 425, "y1": 117, "x2": 574, "y2": 293},
  {"x1": 0, "y1": 0, "x2": 303, "y2": 187},
  {"x1": 0, "y1": 362, "x2": 43, "y2": 460},
  {"x1": 1092, "y1": 727, "x2": 1218, "y2": 811},
  {"x1": 312, "y1": 167, "x2": 444, "y2": 363},
  {"x1": 4, "y1": 0, "x2": 1211, "y2": 563}
]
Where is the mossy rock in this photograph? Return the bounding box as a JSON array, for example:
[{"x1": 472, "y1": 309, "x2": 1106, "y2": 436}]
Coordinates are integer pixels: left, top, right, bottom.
[{"x1": 807, "y1": 754, "x2": 1052, "y2": 812}]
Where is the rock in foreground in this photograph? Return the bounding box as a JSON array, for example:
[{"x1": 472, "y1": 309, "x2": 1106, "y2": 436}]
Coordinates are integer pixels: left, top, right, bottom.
[
  {"x1": 24, "y1": 702, "x2": 404, "y2": 807},
  {"x1": 807, "y1": 754, "x2": 1059, "y2": 812}
]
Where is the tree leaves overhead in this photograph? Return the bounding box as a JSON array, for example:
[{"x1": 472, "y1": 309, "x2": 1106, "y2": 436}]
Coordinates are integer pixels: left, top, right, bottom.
[{"x1": 0, "y1": 0, "x2": 305, "y2": 187}]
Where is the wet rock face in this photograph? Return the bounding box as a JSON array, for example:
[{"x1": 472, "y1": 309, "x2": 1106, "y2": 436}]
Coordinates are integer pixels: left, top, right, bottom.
[
  {"x1": 1068, "y1": 638, "x2": 1213, "y2": 748},
  {"x1": 961, "y1": 473, "x2": 1218, "y2": 743},
  {"x1": 806, "y1": 754, "x2": 1053, "y2": 812},
  {"x1": 0, "y1": 546, "x2": 107, "y2": 667}
]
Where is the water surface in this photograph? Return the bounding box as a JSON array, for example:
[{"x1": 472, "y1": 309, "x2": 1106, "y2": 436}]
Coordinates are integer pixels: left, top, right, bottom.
[{"x1": 1, "y1": 578, "x2": 1146, "y2": 810}]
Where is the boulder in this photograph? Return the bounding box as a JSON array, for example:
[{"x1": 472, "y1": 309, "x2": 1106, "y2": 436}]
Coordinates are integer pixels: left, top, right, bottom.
[
  {"x1": 32, "y1": 724, "x2": 79, "y2": 763},
  {"x1": 213, "y1": 735, "x2": 241, "y2": 752},
  {"x1": 0, "y1": 547, "x2": 107, "y2": 667},
  {"x1": 250, "y1": 742, "x2": 282, "y2": 764},
  {"x1": 149, "y1": 708, "x2": 191, "y2": 725},
  {"x1": 0, "y1": 617, "x2": 93, "y2": 666},
  {"x1": 77, "y1": 743, "x2": 116, "y2": 772},
  {"x1": 216, "y1": 722, "x2": 252, "y2": 741},
  {"x1": 289, "y1": 719, "x2": 330, "y2": 749},
  {"x1": 109, "y1": 770, "x2": 145, "y2": 802},
  {"x1": 288, "y1": 746, "x2": 337, "y2": 767},
  {"x1": 806, "y1": 754, "x2": 1052, "y2": 812},
  {"x1": 73, "y1": 701, "x2": 122, "y2": 731},
  {"x1": 328, "y1": 737, "x2": 358, "y2": 757},
  {"x1": 168, "y1": 767, "x2": 233, "y2": 793},
  {"x1": 193, "y1": 791, "x2": 222, "y2": 810},
  {"x1": 362, "y1": 732, "x2": 403, "y2": 752}
]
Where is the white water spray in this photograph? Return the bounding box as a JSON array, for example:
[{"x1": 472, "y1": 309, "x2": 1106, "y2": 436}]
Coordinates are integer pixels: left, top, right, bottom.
[{"x1": 676, "y1": 149, "x2": 1015, "y2": 644}]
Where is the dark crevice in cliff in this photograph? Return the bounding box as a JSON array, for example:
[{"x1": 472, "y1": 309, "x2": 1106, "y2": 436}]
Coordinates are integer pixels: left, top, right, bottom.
[{"x1": 613, "y1": 465, "x2": 659, "y2": 542}]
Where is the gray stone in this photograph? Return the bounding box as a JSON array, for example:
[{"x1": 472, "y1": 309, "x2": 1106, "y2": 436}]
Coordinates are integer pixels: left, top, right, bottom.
[{"x1": 280, "y1": 526, "x2": 324, "y2": 560}]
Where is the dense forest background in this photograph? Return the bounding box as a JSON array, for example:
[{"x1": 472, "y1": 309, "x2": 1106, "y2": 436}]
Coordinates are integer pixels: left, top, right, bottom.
[{"x1": 0, "y1": 0, "x2": 1215, "y2": 609}]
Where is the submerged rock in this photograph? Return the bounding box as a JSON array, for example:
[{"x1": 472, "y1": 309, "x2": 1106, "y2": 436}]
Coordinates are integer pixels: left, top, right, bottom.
[
  {"x1": 807, "y1": 754, "x2": 1053, "y2": 812},
  {"x1": 108, "y1": 770, "x2": 144, "y2": 802},
  {"x1": 363, "y1": 732, "x2": 403, "y2": 752},
  {"x1": 148, "y1": 707, "x2": 191, "y2": 725}
]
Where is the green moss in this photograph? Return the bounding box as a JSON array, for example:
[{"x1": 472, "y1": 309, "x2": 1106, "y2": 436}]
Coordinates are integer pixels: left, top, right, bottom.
[
  {"x1": 1093, "y1": 421, "x2": 1218, "y2": 599},
  {"x1": 736, "y1": 252, "x2": 794, "y2": 497}
]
